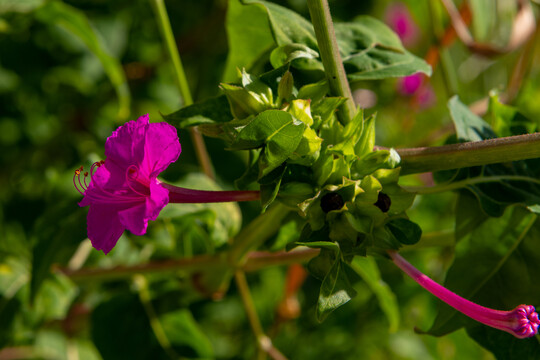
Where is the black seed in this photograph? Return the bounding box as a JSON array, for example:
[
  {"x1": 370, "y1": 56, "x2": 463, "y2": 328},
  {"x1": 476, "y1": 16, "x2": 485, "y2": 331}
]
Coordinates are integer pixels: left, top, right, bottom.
[
  {"x1": 320, "y1": 192, "x2": 344, "y2": 213},
  {"x1": 374, "y1": 192, "x2": 391, "y2": 212}
]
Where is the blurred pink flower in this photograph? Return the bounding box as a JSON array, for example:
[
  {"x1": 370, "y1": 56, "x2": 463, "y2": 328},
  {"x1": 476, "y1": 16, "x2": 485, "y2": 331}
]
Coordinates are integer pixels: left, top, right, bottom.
[
  {"x1": 397, "y1": 73, "x2": 436, "y2": 109},
  {"x1": 398, "y1": 73, "x2": 423, "y2": 95},
  {"x1": 385, "y1": 2, "x2": 420, "y2": 47}
]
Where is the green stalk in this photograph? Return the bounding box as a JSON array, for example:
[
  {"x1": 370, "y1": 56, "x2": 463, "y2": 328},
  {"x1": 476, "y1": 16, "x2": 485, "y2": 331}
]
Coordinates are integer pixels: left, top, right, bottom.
[
  {"x1": 150, "y1": 0, "x2": 215, "y2": 179},
  {"x1": 134, "y1": 275, "x2": 179, "y2": 359},
  {"x1": 397, "y1": 133, "x2": 540, "y2": 175},
  {"x1": 403, "y1": 175, "x2": 540, "y2": 195},
  {"x1": 234, "y1": 271, "x2": 287, "y2": 360},
  {"x1": 307, "y1": 0, "x2": 356, "y2": 125}
]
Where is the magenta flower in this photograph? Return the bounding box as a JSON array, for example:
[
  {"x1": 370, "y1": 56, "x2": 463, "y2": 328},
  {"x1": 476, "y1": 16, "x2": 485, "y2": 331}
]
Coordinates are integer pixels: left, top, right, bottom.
[
  {"x1": 388, "y1": 250, "x2": 540, "y2": 338},
  {"x1": 397, "y1": 73, "x2": 423, "y2": 95},
  {"x1": 75, "y1": 114, "x2": 259, "y2": 254},
  {"x1": 385, "y1": 3, "x2": 420, "y2": 47}
]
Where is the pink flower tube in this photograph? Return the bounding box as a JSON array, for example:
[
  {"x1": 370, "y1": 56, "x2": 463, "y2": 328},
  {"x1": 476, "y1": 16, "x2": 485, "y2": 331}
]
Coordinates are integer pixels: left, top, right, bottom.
[
  {"x1": 74, "y1": 115, "x2": 259, "y2": 254},
  {"x1": 388, "y1": 250, "x2": 540, "y2": 338}
]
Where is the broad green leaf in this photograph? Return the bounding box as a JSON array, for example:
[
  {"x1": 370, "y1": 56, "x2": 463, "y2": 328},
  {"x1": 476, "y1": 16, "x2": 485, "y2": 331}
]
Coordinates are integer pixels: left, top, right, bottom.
[
  {"x1": 160, "y1": 309, "x2": 214, "y2": 358},
  {"x1": 386, "y1": 218, "x2": 422, "y2": 245},
  {"x1": 223, "y1": 0, "x2": 275, "y2": 81},
  {"x1": 221, "y1": 83, "x2": 271, "y2": 120},
  {"x1": 355, "y1": 114, "x2": 375, "y2": 158},
  {"x1": 277, "y1": 70, "x2": 294, "y2": 103},
  {"x1": 245, "y1": 0, "x2": 317, "y2": 48},
  {"x1": 259, "y1": 165, "x2": 286, "y2": 211},
  {"x1": 163, "y1": 95, "x2": 232, "y2": 128},
  {"x1": 448, "y1": 96, "x2": 496, "y2": 142},
  {"x1": 233, "y1": 110, "x2": 305, "y2": 177},
  {"x1": 426, "y1": 206, "x2": 538, "y2": 336},
  {"x1": 354, "y1": 149, "x2": 401, "y2": 178},
  {"x1": 317, "y1": 258, "x2": 357, "y2": 322},
  {"x1": 311, "y1": 96, "x2": 346, "y2": 131},
  {"x1": 35, "y1": 1, "x2": 130, "y2": 119},
  {"x1": 443, "y1": 96, "x2": 540, "y2": 217},
  {"x1": 467, "y1": 325, "x2": 540, "y2": 360},
  {"x1": 270, "y1": 43, "x2": 320, "y2": 69},
  {"x1": 487, "y1": 93, "x2": 537, "y2": 137},
  {"x1": 297, "y1": 80, "x2": 329, "y2": 104},
  {"x1": 351, "y1": 256, "x2": 399, "y2": 332},
  {"x1": 335, "y1": 17, "x2": 431, "y2": 81}
]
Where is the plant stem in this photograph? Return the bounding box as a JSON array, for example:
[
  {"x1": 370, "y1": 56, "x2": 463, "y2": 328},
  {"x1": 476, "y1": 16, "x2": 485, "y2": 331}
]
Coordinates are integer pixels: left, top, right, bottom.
[
  {"x1": 134, "y1": 275, "x2": 179, "y2": 359},
  {"x1": 235, "y1": 271, "x2": 288, "y2": 360},
  {"x1": 396, "y1": 132, "x2": 540, "y2": 175},
  {"x1": 150, "y1": 0, "x2": 215, "y2": 179},
  {"x1": 164, "y1": 183, "x2": 260, "y2": 203},
  {"x1": 56, "y1": 248, "x2": 318, "y2": 282},
  {"x1": 307, "y1": 0, "x2": 355, "y2": 125},
  {"x1": 403, "y1": 175, "x2": 540, "y2": 194}
]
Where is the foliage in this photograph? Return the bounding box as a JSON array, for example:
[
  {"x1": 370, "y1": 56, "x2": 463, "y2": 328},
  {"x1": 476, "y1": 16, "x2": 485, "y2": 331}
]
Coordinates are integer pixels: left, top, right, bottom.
[{"x1": 2, "y1": 0, "x2": 540, "y2": 359}]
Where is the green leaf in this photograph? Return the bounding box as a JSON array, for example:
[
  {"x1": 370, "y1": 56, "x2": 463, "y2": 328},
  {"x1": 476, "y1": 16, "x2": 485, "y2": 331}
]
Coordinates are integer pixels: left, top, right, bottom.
[
  {"x1": 467, "y1": 325, "x2": 540, "y2": 360},
  {"x1": 443, "y1": 96, "x2": 540, "y2": 217},
  {"x1": 245, "y1": 0, "x2": 317, "y2": 48},
  {"x1": 448, "y1": 96, "x2": 496, "y2": 142},
  {"x1": 277, "y1": 70, "x2": 294, "y2": 104},
  {"x1": 354, "y1": 149, "x2": 401, "y2": 178},
  {"x1": 386, "y1": 218, "x2": 422, "y2": 245},
  {"x1": 35, "y1": 1, "x2": 130, "y2": 119},
  {"x1": 221, "y1": 82, "x2": 271, "y2": 120},
  {"x1": 317, "y1": 258, "x2": 357, "y2": 322},
  {"x1": 160, "y1": 309, "x2": 214, "y2": 358},
  {"x1": 487, "y1": 93, "x2": 537, "y2": 137},
  {"x1": 233, "y1": 110, "x2": 306, "y2": 177},
  {"x1": 351, "y1": 256, "x2": 399, "y2": 332},
  {"x1": 270, "y1": 43, "x2": 320, "y2": 68},
  {"x1": 163, "y1": 95, "x2": 233, "y2": 128},
  {"x1": 426, "y1": 207, "x2": 538, "y2": 336},
  {"x1": 259, "y1": 165, "x2": 286, "y2": 211},
  {"x1": 335, "y1": 17, "x2": 431, "y2": 81},
  {"x1": 223, "y1": 0, "x2": 275, "y2": 81}
]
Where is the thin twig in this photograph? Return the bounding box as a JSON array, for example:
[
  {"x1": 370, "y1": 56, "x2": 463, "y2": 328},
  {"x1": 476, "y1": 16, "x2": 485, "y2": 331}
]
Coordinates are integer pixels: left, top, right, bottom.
[{"x1": 235, "y1": 271, "x2": 288, "y2": 360}]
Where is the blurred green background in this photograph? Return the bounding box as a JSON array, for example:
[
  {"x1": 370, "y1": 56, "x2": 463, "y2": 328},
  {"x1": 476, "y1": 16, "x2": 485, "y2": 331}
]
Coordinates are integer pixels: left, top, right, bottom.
[{"x1": 1, "y1": 0, "x2": 540, "y2": 359}]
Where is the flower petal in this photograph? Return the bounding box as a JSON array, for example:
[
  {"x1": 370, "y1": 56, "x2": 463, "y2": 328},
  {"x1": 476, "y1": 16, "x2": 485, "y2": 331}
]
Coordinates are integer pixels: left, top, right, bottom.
[
  {"x1": 87, "y1": 204, "x2": 126, "y2": 254},
  {"x1": 104, "y1": 115, "x2": 148, "y2": 168},
  {"x1": 117, "y1": 180, "x2": 168, "y2": 236},
  {"x1": 118, "y1": 202, "x2": 149, "y2": 236},
  {"x1": 147, "y1": 180, "x2": 169, "y2": 221},
  {"x1": 141, "y1": 121, "x2": 182, "y2": 178}
]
